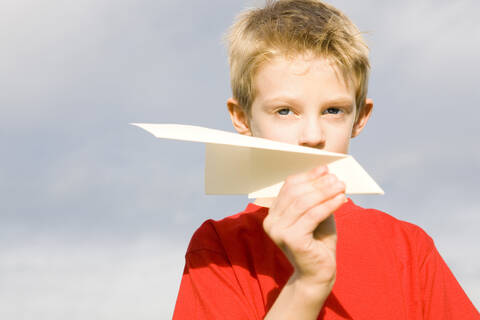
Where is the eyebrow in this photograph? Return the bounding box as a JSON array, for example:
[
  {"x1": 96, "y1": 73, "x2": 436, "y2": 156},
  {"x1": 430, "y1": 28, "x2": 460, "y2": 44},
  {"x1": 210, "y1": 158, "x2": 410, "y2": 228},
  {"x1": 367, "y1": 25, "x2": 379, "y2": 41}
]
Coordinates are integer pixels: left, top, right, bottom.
[
  {"x1": 262, "y1": 96, "x2": 354, "y2": 107},
  {"x1": 262, "y1": 96, "x2": 300, "y2": 106},
  {"x1": 321, "y1": 97, "x2": 355, "y2": 107}
]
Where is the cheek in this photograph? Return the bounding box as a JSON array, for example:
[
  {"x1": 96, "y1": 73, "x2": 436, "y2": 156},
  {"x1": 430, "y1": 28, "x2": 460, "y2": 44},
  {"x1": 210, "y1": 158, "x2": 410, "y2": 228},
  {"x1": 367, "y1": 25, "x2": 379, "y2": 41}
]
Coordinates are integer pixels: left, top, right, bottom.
[
  {"x1": 251, "y1": 119, "x2": 299, "y2": 144},
  {"x1": 324, "y1": 126, "x2": 352, "y2": 152}
]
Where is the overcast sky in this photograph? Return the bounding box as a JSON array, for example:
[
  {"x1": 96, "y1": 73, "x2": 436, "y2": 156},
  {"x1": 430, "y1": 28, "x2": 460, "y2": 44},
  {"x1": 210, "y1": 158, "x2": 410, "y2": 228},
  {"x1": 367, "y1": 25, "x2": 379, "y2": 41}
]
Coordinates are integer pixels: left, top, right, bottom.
[{"x1": 1, "y1": 0, "x2": 479, "y2": 318}]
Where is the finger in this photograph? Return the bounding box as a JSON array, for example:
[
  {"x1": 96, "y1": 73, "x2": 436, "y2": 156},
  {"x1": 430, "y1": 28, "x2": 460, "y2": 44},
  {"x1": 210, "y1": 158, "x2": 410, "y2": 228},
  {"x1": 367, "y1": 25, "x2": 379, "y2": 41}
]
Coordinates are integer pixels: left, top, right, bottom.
[
  {"x1": 294, "y1": 192, "x2": 346, "y2": 236},
  {"x1": 277, "y1": 178, "x2": 345, "y2": 229},
  {"x1": 270, "y1": 166, "x2": 329, "y2": 215},
  {"x1": 264, "y1": 167, "x2": 335, "y2": 238}
]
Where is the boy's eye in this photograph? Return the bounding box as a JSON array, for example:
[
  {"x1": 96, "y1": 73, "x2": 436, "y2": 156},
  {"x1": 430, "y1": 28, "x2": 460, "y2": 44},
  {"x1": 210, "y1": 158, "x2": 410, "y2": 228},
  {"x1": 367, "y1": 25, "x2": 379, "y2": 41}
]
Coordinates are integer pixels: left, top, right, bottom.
[
  {"x1": 277, "y1": 108, "x2": 293, "y2": 116},
  {"x1": 324, "y1": 107, "x2": 341, "y2": 115}
]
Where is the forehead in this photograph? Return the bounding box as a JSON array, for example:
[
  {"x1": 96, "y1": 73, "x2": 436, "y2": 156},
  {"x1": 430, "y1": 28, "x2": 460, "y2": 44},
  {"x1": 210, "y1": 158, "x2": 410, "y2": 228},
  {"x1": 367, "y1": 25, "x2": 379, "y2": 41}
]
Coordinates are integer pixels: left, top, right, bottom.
[{"x1": 253, "y1": 54, "x2": 355, "y2": 103}]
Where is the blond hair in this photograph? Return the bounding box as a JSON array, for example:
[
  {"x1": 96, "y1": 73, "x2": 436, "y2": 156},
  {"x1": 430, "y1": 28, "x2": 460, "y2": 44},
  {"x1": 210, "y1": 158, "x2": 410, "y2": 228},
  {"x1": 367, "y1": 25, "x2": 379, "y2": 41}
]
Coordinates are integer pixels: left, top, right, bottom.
[{"x1": 225, "y1": 0, "x2": 370, "y2": 117}]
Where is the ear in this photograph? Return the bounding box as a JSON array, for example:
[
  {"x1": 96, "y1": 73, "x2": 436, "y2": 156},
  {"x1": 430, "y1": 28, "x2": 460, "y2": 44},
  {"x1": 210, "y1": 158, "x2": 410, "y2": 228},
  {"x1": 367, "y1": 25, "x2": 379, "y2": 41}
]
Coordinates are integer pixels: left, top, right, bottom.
[
  {"x1": 227, "y1": 97, "x2": 252, "y2": 136},
  {"x1": 351, "y1": 98, "x2": 373, "y2": 138}
]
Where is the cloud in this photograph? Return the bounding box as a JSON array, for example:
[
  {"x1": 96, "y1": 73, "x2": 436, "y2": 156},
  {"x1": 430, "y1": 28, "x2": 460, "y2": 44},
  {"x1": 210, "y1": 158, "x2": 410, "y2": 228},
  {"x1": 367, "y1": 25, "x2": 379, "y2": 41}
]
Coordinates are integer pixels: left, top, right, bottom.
[
  {"x1": 1, "y1": 0, "x2": 479, "y2": 316},
  {"x1": 0, "y1": 236, "x2": 184, "y2": 319}
]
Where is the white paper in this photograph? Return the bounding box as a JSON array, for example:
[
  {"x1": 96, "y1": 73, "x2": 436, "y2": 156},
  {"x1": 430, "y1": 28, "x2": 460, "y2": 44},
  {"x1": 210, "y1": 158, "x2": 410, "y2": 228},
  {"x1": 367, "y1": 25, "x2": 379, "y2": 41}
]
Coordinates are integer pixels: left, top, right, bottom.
[{"x1": 132, "y1": 123, "x2": 384, "y2": 197}]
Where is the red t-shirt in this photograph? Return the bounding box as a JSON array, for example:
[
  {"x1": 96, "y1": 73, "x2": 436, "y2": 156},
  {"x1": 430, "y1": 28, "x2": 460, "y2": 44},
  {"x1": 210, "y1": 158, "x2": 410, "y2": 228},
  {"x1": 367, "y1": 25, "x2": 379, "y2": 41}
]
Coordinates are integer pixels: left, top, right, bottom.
[{"x1": 173, "y1": 199, "x2": 479, "y2": 319}]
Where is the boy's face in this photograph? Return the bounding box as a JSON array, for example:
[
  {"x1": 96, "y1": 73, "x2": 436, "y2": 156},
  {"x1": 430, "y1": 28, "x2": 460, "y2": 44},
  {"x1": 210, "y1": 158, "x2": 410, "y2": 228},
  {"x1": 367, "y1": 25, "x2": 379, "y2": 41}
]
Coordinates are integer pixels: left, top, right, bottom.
[{"x1": 228, "y1": 54, "x2": 372, "y2": 154}]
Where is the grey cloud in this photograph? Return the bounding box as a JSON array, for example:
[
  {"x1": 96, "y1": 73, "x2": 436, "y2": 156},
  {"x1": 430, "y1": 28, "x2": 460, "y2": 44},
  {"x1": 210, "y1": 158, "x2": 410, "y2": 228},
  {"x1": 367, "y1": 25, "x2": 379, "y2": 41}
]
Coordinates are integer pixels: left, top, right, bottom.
[{"x1": 1, "y1": 0, "x2": 479, "y2": 317}]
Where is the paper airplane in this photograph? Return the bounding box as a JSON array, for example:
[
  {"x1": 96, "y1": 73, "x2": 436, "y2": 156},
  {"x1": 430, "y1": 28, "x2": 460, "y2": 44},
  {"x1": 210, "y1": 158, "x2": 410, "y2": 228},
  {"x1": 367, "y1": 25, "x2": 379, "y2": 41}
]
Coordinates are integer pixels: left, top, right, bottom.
[{"x1": 132, "y1": 123, "x2": 384, "y2": 198}]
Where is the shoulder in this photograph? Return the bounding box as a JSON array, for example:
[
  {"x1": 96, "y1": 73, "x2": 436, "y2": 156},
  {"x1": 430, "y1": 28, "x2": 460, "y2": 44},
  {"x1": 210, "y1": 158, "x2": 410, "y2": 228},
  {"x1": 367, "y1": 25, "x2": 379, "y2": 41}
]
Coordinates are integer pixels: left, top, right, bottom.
[
  {"x1": 337, "y1": 199, "x2": 435, "y2": 259},
  {"x1": 338, "y1": 199, "x2": 432, "y2": 238},
  {"x1": 186, "y1": 203, "x2": 269, "y2": 255}
]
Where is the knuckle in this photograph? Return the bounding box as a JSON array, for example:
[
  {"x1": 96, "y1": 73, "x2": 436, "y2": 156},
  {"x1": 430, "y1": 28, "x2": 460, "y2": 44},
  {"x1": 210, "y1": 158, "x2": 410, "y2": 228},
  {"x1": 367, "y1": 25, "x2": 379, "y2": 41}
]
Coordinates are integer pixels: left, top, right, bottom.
[
  {"x1": 312, "y1": 187, "x2": 328, "y2": 202},
  {"x1": 281, "y1": 233, "x2": 295, "y2": 247},
  {"x1": 285, "y1": 175, "x2": 295, "y2": 184},
  {"x1": 281, "y1": 184, "x2": 293, "y2": 196},
  {"x1": 313, "y1": 175, "x2": 330, "y2": 190},
  {"x1": 267, "y1": 228, "x2": 284, "y2": 246},
  {"x1": 326, "y1": 174, "x2": 338, "y2": 187},
  {"x1": 305, "y1": 207, "x2": 321, "y2": 221},
  {"x1": 305, "y1": 206, "x2": 329, "y2": 226},
  {"x1": 291, "y1": 195, "x2": 311, "y2": 213},
  {"x1": 280, "y1": 183, "x2": 302, "y2": 201},
  {"x1": 325, "y1": 195, "x2": 345, "y2": 210},
  {"x1": 284, "y1": 176, "x2": 297, "y2": 188},
  {"x1": 262, "y1": 216, "x2": 273, "y2": 232},
  {"x1": 263, "y1": 216, "x2": 282, "y2": 242},
  {"x1": 330, "y1": 174, "x2": 339, "y2": 183}
]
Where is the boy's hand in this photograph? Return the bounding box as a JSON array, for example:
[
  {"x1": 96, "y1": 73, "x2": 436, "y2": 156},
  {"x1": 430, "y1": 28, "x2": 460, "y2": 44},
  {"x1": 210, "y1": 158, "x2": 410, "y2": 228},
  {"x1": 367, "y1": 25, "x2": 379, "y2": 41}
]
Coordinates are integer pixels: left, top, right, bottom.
[{"x1": 263, "y1": 165, "x2": 345, "y2": 294}]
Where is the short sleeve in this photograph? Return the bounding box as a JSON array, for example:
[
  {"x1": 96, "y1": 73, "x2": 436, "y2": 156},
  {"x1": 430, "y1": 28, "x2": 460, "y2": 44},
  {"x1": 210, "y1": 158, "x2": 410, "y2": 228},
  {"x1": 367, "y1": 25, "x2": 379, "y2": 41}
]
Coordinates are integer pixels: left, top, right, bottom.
[
  {"x1": 172, "y1": 249, "x2": 259, "y2": 320},
  {"x1": 420, "y1": 236, "x2": 479, "y2": 319}
]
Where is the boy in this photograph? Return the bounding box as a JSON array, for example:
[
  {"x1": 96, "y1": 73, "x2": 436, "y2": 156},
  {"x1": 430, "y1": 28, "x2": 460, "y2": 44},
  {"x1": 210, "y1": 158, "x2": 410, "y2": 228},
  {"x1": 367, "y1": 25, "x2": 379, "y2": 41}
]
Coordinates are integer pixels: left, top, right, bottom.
[{"x1": 173, "y1": 0, "x2": 478, "y2": 319}]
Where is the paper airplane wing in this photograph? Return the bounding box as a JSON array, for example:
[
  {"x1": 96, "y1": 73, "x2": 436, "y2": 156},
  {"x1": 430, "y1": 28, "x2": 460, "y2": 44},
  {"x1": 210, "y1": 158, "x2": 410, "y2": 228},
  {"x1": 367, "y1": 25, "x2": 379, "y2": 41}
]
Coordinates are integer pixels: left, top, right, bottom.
[{"x1": 132, "y1": 123, "x2": 384, "y2": 197}]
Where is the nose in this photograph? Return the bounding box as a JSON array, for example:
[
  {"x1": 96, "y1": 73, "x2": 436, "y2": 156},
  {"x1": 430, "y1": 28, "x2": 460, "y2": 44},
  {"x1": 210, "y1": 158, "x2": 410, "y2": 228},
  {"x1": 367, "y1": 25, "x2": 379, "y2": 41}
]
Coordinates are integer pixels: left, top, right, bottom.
[{"x1": 298, "y1": 118, "x2": 325, "y2": 148}]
